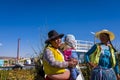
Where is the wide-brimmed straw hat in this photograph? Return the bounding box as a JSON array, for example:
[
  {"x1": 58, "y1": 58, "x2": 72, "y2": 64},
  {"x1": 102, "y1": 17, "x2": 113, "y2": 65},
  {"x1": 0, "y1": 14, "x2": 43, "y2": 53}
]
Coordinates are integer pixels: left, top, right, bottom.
[
  {"x1": 45, "y1": 30, "x2": 64, "y2": 43},
  {"x1": 95, "y1": 29, "x2": 115, "y2": 41}
]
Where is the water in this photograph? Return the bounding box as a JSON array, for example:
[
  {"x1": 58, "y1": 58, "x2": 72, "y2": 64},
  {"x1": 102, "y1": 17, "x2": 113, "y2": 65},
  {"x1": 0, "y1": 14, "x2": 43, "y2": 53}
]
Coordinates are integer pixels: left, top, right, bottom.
[{"x1": 0, "y1": 65, "x2": 35, "y2": 70}]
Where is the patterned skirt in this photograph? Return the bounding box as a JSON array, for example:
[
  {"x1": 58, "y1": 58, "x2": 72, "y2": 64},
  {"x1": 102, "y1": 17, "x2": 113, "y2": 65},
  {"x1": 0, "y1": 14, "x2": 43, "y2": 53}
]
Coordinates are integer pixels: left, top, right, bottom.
[{"x1": 91, "y1": 67, "x2": 117, "y2": 80}]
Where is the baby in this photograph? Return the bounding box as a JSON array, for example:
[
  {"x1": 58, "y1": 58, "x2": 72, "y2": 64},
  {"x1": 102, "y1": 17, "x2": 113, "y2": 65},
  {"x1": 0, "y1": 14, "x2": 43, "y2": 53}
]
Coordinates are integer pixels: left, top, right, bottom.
[{"x1": 61, "y1": 34, "x2": 80, "y2": 80}]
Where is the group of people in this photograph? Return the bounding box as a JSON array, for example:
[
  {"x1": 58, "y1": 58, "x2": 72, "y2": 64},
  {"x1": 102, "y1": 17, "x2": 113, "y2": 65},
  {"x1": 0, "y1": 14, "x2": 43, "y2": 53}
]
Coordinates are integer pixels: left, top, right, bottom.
[{"x1": 42, "y1": 29, "x2": 120, "y2": 80}]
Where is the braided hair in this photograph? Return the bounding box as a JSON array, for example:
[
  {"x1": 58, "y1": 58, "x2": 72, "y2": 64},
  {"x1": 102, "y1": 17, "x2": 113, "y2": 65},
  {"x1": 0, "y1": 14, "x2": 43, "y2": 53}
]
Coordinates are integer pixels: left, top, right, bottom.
[{"x1": 104, "y1": 33, "x2": 117, "y2": 52}]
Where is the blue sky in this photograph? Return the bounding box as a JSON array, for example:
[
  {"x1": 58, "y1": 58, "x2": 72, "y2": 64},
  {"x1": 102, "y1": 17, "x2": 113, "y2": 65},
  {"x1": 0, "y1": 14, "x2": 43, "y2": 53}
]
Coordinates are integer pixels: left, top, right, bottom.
[{"x1": 0, "y1": 0, "x2": 120, "y2": 57}]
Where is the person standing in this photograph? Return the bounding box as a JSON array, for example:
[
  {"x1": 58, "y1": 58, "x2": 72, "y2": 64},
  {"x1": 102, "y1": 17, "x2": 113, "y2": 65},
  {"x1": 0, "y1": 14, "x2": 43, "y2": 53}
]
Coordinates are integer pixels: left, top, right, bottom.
[
  {"x1": 85, "y1": 29, "x2": 120, "y2": 80},
  {"x1": 42, "y1": 30, "x2": 77, "y2": 80}
]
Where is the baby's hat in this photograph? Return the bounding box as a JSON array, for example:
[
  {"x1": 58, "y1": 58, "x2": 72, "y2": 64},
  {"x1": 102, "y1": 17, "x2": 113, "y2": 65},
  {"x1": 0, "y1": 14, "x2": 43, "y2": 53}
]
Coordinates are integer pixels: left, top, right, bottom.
[{"x1": 64, "y1": 34, "x2": 76, "y2": 48}]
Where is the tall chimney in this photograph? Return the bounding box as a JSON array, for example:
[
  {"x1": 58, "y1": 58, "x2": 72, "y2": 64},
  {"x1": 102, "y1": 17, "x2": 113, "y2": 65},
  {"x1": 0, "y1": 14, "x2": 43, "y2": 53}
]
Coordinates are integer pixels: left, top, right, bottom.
[{"x1": 17, "y1": 38, "x2": 20, "y2": 63}]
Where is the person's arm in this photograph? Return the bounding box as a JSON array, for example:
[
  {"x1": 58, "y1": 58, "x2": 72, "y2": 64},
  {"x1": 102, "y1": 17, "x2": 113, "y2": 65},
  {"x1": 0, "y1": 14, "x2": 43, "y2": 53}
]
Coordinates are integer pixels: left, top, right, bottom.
[
  {"x1": 44, "y1": 48, "x2": 68, "y2": 68},
  {"x1": 44, "y1": 48, "x2": 76, "y2": 68},
  {"x1": 85, "y1": 44, "x2": 97, "y2": 68},
  {"x1": 85, "y1": 44, "x2": 97, "y2": 62},
  {"x1": 114, "y1": 54, "x2": 120, "y2": 78}
]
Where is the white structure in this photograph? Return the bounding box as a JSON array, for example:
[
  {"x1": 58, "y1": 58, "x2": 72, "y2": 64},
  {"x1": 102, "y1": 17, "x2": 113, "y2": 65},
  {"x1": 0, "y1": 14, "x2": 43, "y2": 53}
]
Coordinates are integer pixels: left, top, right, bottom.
[
  {"x1": 75, "y1": 40, "x2": 93, "y2": 63},
  {"x1": 75, "y1": 40, "x2": 93, "y2": 52},
  {"x1": 25, "y1": 59, "x2": 31, "y2": 64}
]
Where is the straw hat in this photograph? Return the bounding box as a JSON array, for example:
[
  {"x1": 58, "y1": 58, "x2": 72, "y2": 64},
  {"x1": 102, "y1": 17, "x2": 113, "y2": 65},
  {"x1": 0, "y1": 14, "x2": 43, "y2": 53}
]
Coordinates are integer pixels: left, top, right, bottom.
[
  {"x1": 45, "y1": 30, "x2": 64, "y2": 43},
  {"x1": 95, "y1": 29, "x2": 115, "y2": 41}
]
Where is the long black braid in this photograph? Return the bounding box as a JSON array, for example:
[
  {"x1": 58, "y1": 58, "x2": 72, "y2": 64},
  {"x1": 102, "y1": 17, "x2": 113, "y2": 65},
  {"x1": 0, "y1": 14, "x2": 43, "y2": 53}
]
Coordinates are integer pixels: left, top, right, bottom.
[
  {"x1": 109, "y1": 40, "x2": 117, "y2": 52},
  {"x1": 105, "y1": 33, "x2": 117, "y2": 52}
]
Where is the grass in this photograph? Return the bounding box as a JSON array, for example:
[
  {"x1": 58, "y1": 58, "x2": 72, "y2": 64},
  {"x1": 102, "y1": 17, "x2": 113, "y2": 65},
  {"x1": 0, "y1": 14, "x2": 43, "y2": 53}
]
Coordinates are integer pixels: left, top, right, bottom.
[
  {"x1": 0, "y1": 53, "x2": 120, "y2": 80},
  {"x1": 0, "y1": 69, "x2": 35, "y2": 80}
]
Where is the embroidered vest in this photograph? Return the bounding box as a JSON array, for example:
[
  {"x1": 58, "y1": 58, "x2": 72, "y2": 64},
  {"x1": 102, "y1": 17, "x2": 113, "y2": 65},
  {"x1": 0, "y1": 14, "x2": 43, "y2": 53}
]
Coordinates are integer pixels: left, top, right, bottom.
[
  {"x1": 90, "y1": 44, "x2": 116, "y2": 67},
  {"x1": 43, "y1": 46, "x2": 66, "y2": 75}
]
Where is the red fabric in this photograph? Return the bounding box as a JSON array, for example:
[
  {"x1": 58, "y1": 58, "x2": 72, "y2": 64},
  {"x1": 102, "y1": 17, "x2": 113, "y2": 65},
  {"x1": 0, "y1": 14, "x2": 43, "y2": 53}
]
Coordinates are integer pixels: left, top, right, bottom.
[
  {"x1": 45, "y1": 76, "x2": 52, "y2": 80},
  {"x1": 63, "y1": 48, "x2": 73, "y2": 61}
]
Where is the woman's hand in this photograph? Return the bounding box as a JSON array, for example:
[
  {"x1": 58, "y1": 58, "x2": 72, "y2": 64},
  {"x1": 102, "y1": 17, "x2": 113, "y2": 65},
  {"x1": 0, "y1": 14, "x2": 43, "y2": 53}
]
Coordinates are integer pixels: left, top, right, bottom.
[
  {"x1": 88, "y1": 62, "x2": 97, "y2": 69},
  {"x1": 68, "y1": 58, "x2": 78, "y2": 67},
  {"x1": 72, "y1": 58, "x2": 78, "y2": 65},
  {"x1": 117, "y1": 74, "x2": 120, "y2": 80}
]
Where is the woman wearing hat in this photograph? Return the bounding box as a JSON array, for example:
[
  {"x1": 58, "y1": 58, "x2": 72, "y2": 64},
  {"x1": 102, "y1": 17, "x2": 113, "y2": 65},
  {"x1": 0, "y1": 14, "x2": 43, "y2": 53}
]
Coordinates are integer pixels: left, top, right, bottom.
[
  {"x1": 85, "y1": 29, "x2": 120, "y2": 80},
  {"x1": 42, "y1": 30, "x2": 78, "y2": 80}
]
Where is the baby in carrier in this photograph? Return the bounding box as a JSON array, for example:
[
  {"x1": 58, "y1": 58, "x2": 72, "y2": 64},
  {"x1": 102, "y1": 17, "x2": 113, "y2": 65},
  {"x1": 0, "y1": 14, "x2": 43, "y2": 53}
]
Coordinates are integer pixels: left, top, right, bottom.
[{"x1": 60, "y1": 34, "x2": 80, "y2": 80}]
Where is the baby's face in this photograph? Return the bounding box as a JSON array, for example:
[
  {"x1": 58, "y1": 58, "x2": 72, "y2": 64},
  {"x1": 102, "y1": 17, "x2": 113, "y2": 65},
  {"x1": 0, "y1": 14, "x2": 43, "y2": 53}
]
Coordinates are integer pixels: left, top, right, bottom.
[{"x1": 60, "y1": 43, "x2": 72, "y2": 51}]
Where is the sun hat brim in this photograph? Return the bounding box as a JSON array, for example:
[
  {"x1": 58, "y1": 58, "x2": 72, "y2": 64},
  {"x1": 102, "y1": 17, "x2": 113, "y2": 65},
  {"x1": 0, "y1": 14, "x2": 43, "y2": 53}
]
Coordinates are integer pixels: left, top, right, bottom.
[
  {"x1": 95, "y1": 29, "x2": 115, "y2": 41},
  {"x1": 45, "y1": 34, "x2": 64, "y2": 43}
]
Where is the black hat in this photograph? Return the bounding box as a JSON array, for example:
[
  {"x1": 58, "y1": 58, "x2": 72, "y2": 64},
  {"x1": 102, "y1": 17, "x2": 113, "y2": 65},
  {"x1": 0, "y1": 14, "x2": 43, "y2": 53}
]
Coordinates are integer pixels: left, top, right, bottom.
[{"x1": 45, "y1": 30, "x2": 64, "y2": 43}]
